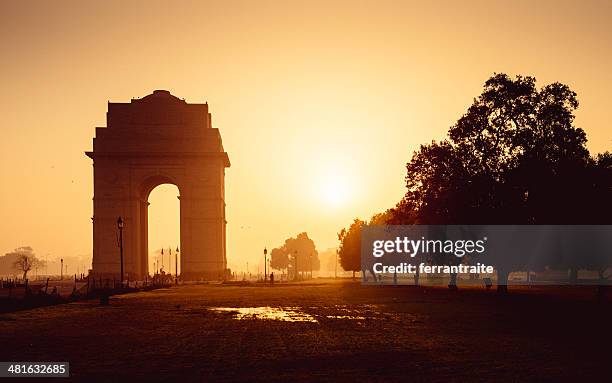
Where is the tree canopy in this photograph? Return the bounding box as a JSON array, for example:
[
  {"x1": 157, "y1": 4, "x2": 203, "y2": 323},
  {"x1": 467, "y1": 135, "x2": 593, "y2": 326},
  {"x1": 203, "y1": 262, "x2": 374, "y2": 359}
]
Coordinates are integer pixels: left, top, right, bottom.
[
  {"x1": 337, "y1": 219, "x2": 364, "y2": 275},
  {"x1": 395, "y1": 73, "x2": 609, "y2": 225},
  {"x1": 9, "y1": 246, "x2": 45, "y2": 280},
  {"x1": 270, "y1": 232, "x2": 320, "y2": 273},
  {"x1": 270, "y1": 247, "x2": 289, "y2": 271}
]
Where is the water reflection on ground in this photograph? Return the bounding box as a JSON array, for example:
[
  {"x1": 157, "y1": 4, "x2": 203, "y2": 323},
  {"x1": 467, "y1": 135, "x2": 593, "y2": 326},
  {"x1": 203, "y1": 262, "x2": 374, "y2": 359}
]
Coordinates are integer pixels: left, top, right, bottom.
[
  {"x1": 208, "y1": 306, "x2": 318, "y2": 322},
  {"x1": 207, "y1": 305, "x2": 390, "y2": 323},
  {"x1": 325, "y1": 315, "x2": 366, "y2": 320}
]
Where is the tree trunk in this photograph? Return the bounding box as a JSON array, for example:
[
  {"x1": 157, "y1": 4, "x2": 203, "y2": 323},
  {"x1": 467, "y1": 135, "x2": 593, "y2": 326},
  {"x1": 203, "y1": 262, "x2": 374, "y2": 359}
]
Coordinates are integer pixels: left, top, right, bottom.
[
  {"x1": 597, "y1": 268, "x2": 610, "y2": 282},
  {"x1": 497, "y1": 268, "x2": 509, "y2": 294},
  {"x1": 569, "y1": 267, "x2": 578, "y2": 283},
  {"x1": 369, "y1": 267, "x2": 378, "y2": 283},
  {"x1": 448, "y1": 272, "x2": 458, "y2": 290}
]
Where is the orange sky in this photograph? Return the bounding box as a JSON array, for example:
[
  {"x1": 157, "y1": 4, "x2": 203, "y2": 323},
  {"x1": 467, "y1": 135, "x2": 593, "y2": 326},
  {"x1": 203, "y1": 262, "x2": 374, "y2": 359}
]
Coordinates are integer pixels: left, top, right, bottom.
[{"x1": 1, "y1": 0, "x2": 611, "y2": 274}]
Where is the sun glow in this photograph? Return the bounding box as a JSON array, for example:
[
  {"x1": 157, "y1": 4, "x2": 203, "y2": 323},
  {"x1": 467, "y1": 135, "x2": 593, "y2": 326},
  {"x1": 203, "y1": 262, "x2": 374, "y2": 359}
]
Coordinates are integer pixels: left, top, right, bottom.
[{"x1": 318, "y1": 173, "x2": 350, "y2": 207}]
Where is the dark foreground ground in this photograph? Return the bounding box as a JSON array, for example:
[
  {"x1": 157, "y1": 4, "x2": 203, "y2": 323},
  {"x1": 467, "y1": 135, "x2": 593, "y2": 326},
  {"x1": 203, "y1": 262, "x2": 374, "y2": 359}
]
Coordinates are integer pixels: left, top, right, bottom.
[{"x1": 0, "y1": 281, "x2": 609, "y2": 382}]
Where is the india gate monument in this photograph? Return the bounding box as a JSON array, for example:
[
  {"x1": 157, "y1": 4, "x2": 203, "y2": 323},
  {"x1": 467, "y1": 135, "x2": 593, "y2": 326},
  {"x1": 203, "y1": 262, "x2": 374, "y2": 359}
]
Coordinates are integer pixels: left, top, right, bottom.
[{"x1": 86, "y1": 90, "x2": 230, "y2": 280}]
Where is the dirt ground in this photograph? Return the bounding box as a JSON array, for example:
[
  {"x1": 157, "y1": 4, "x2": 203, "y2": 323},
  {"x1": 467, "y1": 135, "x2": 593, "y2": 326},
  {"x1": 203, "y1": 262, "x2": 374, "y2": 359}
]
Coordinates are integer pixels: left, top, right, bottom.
[{"x1": 0, "y1": 281, "x2": 609, "y2": 382}]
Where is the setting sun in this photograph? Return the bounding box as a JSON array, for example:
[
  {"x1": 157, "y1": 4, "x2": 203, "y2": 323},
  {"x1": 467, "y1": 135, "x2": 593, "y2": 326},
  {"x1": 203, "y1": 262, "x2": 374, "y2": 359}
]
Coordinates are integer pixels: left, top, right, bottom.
[{"x1": 319, "y1": 173, "x2": 350, "y2": 207}]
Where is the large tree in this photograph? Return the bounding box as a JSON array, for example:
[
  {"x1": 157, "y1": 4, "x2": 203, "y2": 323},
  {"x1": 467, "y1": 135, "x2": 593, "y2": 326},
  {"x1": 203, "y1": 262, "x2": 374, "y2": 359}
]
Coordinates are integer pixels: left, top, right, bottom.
[
  {"x1": 270, "y1": 232, "x2": 320, "y2": 279},
  {"x1": 269, "y1": 247, "x2": 289, "y2": 272},
  {"x1": 393, "y1": 74, "x2": 611, "y2": 289},
  {"x1": 337, "y1": 219, "x2": 364, "y2": 279}
]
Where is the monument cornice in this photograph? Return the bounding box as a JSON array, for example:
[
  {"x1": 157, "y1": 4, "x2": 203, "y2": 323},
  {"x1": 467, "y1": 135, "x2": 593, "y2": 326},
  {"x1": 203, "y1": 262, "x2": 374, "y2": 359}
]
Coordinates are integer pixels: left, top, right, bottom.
[{"x1": 85, "y1": 151, "x2": 230, "y2": 167}]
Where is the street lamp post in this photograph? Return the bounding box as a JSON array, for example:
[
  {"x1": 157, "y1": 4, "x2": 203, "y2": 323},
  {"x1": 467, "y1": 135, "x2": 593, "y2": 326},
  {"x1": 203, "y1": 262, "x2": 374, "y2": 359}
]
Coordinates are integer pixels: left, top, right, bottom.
[
  {"x1": 335, "y1": 249, "x2": 338, "y2": 279},
  {"x1": 168, "y1": 246, "x2": 172, "y2": 277},
  {"x1": 175, "y1": 246, "x2": 179, "y2": 285},
  {"x1": 117, "y1": 216, "x2": 124, "y2": 288},
  {"x1": 310, "y1": 252, "x2": 313, "y2": 279},
  {"x1": 293, "y1": 250, "x2": 298, "y2": 281},
  {"x1": 264, "y1": 247, "x2": 268, "y2": 282},
  {"x1": 60, "y1": 258, "x2": 63, "y2": 280}
]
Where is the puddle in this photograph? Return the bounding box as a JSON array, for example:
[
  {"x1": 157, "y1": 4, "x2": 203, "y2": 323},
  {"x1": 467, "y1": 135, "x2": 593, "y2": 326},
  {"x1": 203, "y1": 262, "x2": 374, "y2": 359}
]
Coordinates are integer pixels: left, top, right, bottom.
[
  {"x1": 207, "y1": 304, "x2": 411, "y2": 324},
  {"x1": 326, "y1": 315, "x2": 366, "y2": 320},
  {"x1": 208, "y1": 306, "x2": 318, "y2": 323}
]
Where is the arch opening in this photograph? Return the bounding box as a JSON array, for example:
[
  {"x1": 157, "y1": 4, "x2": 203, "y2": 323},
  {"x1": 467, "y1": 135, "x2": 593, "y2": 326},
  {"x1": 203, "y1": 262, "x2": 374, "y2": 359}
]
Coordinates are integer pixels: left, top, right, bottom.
[{"x1": 146, "y1": 183, "x2": 181, "y2": 277}]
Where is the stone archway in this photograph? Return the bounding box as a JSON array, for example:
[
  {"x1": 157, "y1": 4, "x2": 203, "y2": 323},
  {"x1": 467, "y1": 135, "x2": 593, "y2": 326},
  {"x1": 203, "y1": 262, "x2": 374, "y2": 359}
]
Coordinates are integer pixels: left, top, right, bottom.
[{"x1": 86, "y1": 90, "x2": 230, "y2": 280}]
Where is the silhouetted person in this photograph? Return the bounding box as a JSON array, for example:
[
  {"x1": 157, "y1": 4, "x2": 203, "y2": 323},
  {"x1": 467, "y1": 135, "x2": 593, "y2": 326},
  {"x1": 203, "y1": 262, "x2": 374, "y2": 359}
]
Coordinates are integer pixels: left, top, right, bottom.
[{"x1": 270, "y1": 272, "x2": 274, "y2": 285}]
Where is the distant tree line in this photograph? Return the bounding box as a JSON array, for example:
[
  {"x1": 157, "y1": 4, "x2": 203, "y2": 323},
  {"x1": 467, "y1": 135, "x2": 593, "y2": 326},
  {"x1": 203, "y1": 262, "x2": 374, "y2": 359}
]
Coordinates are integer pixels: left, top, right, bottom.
[{"x1": 0, "y1": 246, "x2": 45, "y2": 280}]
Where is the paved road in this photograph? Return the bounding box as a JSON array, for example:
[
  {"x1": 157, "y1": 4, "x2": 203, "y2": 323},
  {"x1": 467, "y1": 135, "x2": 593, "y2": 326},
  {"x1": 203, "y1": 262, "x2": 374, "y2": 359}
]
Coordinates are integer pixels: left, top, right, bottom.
[{"x1": 0, "y1": 282, "x2": 609, "y2": 382}]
